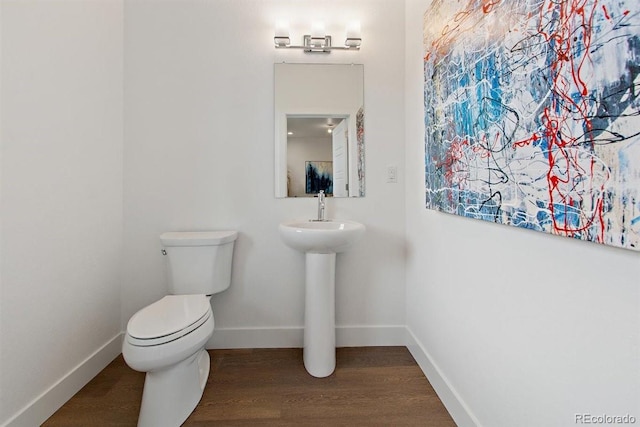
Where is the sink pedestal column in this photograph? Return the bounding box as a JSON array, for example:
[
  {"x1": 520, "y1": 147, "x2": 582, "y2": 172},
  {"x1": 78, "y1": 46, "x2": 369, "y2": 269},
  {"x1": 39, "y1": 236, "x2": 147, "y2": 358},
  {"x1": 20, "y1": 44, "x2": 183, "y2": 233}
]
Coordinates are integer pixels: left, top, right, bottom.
[{"x1": 303, "y1": 252, "x2": 336, "y2": 377}]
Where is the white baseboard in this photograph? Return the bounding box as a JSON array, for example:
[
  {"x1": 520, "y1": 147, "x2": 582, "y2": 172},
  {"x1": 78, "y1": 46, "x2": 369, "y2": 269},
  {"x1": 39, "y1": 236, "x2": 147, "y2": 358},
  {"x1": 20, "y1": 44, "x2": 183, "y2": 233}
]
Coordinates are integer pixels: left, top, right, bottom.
[
  {"x1": 336, "y1": 325, "x2": 407, "y2": 347},
  {"x1": 2, "y1": 333, "x2": 123, "y2": 427},
  {"x1": 207, "y1": 325, "x2": 407, "y2": 349},
  {"x1": 406, "y1": 328, "x2": 481, "y2": 427}
]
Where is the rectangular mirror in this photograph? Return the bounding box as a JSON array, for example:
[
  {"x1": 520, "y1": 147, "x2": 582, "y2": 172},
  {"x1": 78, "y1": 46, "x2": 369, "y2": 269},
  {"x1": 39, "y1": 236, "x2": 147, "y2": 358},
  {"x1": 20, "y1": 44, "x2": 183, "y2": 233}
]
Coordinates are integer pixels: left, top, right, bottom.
[{"x1": 274, "y1": 63, "x2": 365, "y2": 198}]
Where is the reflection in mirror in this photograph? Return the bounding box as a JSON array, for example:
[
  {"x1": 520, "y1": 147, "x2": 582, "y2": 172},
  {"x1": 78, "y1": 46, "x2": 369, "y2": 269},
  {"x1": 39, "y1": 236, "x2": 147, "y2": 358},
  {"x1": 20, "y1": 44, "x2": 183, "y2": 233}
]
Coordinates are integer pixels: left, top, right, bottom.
[
  {"x1": 275, "y1": 63, "x2": 364, "y2": 198},
  {"x1": 287, "y1": 116, "x2": 347, "y2": 197}
]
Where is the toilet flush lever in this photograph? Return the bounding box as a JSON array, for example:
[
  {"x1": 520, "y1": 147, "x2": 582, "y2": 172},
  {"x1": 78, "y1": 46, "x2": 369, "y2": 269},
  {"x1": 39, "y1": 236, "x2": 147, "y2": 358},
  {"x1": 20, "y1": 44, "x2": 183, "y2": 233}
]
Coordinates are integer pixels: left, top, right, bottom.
[{"x1": 161, "y1": 249, "x2": 167, "y2": 256}]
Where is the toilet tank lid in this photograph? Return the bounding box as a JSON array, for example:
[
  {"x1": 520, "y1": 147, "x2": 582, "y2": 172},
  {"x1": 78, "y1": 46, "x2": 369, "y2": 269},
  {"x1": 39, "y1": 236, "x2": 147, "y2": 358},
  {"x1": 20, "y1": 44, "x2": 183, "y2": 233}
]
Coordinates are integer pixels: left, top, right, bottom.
[{"x1": 160, "y1": 231, "x2": 238, "y2": 246}]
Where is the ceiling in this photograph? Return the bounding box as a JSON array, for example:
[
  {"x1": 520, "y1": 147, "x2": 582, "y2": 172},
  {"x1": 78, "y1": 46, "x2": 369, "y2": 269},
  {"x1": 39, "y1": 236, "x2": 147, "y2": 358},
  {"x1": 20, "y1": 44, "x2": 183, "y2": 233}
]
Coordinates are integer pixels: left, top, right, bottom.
[{"x1": 287, "y1": 117, "x2": 344, "y2": 139}]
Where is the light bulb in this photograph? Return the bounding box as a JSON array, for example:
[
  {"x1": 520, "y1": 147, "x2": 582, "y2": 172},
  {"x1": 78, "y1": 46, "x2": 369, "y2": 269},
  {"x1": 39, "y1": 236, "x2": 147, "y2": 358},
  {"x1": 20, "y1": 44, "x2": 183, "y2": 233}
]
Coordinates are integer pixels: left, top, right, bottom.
[
  {"x1": 274, "y1": 21, "x2": 290, "y2": 47},
  {"x1": 311, "y1": 22, "x2": 325, "y2": 39},
  {"x1": 345, "y1": 21, "x2": 361, "y2": 48}
]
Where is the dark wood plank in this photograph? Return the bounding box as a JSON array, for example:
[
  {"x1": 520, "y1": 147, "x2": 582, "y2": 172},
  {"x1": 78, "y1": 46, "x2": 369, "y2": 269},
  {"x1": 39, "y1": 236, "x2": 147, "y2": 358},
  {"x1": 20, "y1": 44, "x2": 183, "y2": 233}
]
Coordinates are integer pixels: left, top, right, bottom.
[
  {"x1": 43, "y1": 355, "x2": 144, "y2": 426},
  {"x1": 43, "y1": 347, "x2": 456, "y2": 426}
]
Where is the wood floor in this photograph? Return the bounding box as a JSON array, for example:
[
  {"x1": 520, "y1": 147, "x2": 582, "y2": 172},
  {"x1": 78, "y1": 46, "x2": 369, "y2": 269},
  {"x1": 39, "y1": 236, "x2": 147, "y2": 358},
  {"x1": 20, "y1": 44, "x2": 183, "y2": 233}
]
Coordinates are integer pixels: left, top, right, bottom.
[{"x1": 43, "y1": 347, "x2": 456, "y2": 426}]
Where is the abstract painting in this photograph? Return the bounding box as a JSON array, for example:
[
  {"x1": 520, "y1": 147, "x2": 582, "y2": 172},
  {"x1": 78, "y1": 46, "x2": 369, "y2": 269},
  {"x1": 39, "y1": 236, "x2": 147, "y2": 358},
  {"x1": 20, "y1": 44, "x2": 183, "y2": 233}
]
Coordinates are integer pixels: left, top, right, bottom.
[
  {"x1": 424, "y1": 0, "x2": 640, "y2": 250},
  {"x1": 305, "y1": 161, "x2": 333, "y2": 195},
  {"x1": 357, "y1": 106, "x2": 366, "y2": 197}
]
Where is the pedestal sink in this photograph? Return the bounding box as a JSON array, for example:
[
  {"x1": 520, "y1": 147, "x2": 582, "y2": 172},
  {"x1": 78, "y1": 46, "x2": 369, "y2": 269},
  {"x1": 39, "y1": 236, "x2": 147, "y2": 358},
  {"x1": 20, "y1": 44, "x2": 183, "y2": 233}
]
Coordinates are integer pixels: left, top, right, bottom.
[{"x1": 279, "y1": 219, "x2": 365, "y2": 377}]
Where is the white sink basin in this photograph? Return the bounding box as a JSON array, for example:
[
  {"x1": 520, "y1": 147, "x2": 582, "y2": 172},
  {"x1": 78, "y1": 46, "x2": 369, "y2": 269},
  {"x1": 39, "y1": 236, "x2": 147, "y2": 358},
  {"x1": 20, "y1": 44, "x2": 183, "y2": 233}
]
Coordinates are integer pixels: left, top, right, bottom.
[{"x1": 279, "y1": 219, "x2": 365, "y2": 254}]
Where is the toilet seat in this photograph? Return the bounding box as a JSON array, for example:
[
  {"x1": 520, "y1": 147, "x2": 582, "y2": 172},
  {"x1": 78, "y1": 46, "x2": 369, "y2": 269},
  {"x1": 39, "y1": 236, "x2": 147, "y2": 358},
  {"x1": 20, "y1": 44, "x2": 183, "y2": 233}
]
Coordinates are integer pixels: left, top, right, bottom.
[{"x1": 127, "y1": 295, "x2": 212, "y2": 347}]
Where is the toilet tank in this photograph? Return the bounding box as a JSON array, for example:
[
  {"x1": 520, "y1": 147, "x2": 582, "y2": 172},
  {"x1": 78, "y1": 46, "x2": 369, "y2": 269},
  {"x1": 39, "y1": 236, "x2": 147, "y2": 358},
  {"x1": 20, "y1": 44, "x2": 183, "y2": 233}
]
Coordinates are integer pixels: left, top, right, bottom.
[{"x1": 160, "y1": 231, "x2": 237, "y2": 295}]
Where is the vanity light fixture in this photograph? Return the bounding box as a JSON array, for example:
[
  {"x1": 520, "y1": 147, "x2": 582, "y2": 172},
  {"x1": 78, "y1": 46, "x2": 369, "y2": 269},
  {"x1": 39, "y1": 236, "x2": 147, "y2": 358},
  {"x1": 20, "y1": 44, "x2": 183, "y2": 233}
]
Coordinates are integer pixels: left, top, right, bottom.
[{"x1": 274, "y1": 21, "x2": 361, "y2": 53}]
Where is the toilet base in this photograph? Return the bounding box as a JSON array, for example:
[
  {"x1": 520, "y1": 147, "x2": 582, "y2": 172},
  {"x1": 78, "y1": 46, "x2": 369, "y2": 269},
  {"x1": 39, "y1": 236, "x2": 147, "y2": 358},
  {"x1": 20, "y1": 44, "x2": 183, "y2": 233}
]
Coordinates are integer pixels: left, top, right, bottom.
[{"x1": 137, "y1": 348, "x2": 210, "y2": 427}]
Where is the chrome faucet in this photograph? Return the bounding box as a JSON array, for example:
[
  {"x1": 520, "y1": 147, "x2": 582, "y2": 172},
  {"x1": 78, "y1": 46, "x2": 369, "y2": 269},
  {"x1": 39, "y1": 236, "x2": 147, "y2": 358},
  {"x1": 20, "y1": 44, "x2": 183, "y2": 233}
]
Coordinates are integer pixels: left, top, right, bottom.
[{"x1": 316, "y1": 190, "x2": 326, "y2": 221}]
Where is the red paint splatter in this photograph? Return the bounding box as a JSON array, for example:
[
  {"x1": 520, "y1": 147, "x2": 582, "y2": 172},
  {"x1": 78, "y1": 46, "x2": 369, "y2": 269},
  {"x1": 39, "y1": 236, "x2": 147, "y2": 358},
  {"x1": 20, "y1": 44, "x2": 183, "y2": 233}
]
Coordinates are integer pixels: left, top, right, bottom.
[
  {"x1": 425, "y1": 0, "x2": 500, "y2": 65},
  {"x1": 518, "y1": 0, "x2": 607, "y2": 240},
  {"x1": 438, "y1": 137, "x2": 470, "y2": 187},
  {"x1": 513, "y1": 132, "x2": 540, "y2": 148},
  {"x1": 482, "y1": 0, "x2": 501, "y2": 14}
]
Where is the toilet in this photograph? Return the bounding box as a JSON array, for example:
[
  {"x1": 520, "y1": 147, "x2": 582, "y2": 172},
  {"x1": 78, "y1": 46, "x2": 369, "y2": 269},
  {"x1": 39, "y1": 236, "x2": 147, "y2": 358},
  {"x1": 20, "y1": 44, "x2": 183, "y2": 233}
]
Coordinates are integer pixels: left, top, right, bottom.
[{"x1": 123, "y1": 230, "x2": 237, "y2": 427}]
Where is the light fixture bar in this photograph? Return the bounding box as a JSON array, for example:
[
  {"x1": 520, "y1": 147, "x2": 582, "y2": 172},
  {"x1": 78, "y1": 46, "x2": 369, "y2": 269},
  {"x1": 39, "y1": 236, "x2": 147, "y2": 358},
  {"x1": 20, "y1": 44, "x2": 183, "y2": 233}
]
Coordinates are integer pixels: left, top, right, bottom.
[{"x1": 274, "y1": 35, "x2": 361, "y2": 53}]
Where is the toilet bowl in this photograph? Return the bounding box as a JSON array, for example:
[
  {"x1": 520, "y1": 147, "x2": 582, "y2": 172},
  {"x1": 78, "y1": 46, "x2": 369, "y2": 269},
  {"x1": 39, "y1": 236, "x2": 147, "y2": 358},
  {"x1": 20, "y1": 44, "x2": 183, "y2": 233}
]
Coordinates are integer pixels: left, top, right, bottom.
[
  {"x1": 123, "y1": 295, "x2": 215, "y2": 427},
  {"x1": 122, "y1": 231, "x2": 237, "y2": 427}
]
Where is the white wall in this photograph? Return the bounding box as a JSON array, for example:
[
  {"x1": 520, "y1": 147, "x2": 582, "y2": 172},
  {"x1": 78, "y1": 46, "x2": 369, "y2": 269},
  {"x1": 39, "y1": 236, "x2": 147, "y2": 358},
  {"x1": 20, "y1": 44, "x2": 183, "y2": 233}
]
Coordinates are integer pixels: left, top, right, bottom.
[
  {"x1": 405, "y1": 1, "x2": 640, "y2": 426},
  {"x1": 123, "y1": 0, "x2": 406, "y2": 347},
  {"x1": 0, "y1": 1, "x2": 123, "y2": 425}
]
